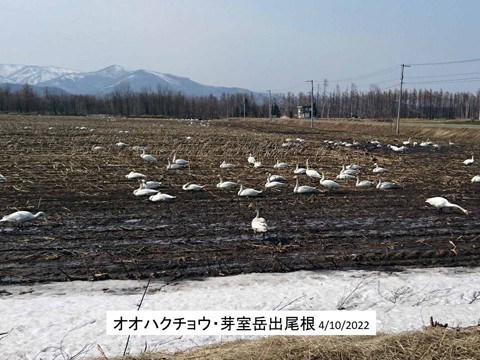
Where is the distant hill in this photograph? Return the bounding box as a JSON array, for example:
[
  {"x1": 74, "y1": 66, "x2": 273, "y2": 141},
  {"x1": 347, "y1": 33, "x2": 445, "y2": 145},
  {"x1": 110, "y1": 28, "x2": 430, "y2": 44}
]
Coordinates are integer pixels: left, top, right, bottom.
[
  {"x1": 0, "y1": 82, "x2": 69, "y2": 96},
  {"x1": 0, "y1": 64, "x2": 257, "y2": 98}
]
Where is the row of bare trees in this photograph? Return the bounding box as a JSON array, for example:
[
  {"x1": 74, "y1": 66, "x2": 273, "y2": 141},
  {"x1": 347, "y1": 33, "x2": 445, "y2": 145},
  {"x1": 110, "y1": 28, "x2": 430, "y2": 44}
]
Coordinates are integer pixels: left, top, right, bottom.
[{"x1": 0, "y1": 83, "x2": 479, "y2": 120}]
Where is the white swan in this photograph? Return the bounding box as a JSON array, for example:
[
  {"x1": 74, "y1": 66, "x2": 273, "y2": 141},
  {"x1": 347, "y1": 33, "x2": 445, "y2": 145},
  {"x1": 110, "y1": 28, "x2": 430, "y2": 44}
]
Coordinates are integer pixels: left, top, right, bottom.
[
  {"x1": 142, "y1": 179, "x2": 161, "y2": 189},
  {"x1": 336, "y1": 173, "x2": 355, "y2": 180},
  {"x1": 472, "y1": 175, "x2": 480, "y2": 183},
  {"x1": 220, "y1": 161, "x2": 235, "y2": 169},
  {"x1": 91, "y1": 145, "x2": 104, "y2": 151},
  {"x1": 356, "y1": 176, "x2": 373, "y2": 188},
  {"x1": 273, "y1": 160, "x2": 289, "y2": 169},
  {"x1": 341, "y1": 164, "x2": 358, "y2": 176},
  {"x1": 116, "y1": 142, "x2": 128, "y2": 148},
  {"x1": 320, "y1": 172, "x2": 341, "y2": 189},
  {"x1": 250, "y1": 204, "x2": 268, "y2": 235},
  {"x1": 141, "y1": 149, "x2": 157, "y2": 162},
  {"x1": 133, "y1": 187, "x2": 159, "y2": 196},
  {"x1": 305, "y1": 159, "x2": 321, "y2": 179},
  {"x1": 253, "y1": 161, "x2": 262, "y2": 168},
  {"x1": 265, "y1": 179, "x2": 286, "y2": 189},
  {"x1": 403, "y1": 137, "x2": 411, "y2": 146},
  {"x1": 172, "y1": 151, "x2": 189, "y2": 166},
  {"x1": 182, "y1": 182, "x2": 205, "y2": 191},
  {"x1": 293, "y1": 176, "x2": 315, "y2": 194},
  {"x1": 1, "y1": 211, "x2": 48, "y2": 224},
  {"x1": 149, "y1": 192, "x2": 176, "y2": 202},
  {"x1": 425, "y1": 197, "x2": 469, "y2": 215},
  {"x1": 376, "y1": 178, "x2": 400, "y2": 190},
  {"x1": 216, "y1": 176, "x2": 237, "y2": 189},
  {"x1": 247, "y1": 154, "x2": 256, "y2": 164},
  {"x1": 293, "y1": 164, "x2": 306, "y2": 175},
  {"x1": 267, "y1": 173, "x2": 285, "y2": 182},
  {"x1": 0, "y1": 174, "x2": 6, "y2": 182},
  {"x1": 463, "y1": 155, "x2": 474, "y2": 165},
  {"x1": 373, "y1": 163, "x2": 388, "y2": 174},
  {"x1": 346, "y1": 164, "x2": 361, "y2": 171},
  {"x1": 238, "y1": 183, "x2": 262, "y2": 197},
  {"x1": 126, "y1": 171, "x2": 146, "y2": 180},
  {"x1": 166, "y1": 160, "x2": 183, "y2": 170}
]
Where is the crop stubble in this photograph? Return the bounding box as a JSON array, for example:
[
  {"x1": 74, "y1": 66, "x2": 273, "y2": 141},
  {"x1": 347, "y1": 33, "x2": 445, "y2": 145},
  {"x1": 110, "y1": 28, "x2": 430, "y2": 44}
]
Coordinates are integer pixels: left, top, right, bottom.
[{"x1": 0, "y1": 115, "x2": 479, "y2": 285}]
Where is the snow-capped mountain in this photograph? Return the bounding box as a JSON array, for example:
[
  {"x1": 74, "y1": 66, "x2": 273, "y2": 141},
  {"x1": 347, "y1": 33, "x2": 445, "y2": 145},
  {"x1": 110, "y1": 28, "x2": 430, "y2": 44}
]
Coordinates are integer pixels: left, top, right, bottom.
[
  {"x1": 0, "y1": 64, "x2": 80, "y2": 84},
  {"x1": 0, "y1": 64, "x2": 254, "y2": 97}
]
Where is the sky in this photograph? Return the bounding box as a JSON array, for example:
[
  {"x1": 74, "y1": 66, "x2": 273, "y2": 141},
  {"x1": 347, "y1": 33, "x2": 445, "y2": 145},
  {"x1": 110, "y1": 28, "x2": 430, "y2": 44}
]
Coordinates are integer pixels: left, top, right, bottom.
[{"x1": 1, "y1": 0, "x2": 480, "y2": 93}]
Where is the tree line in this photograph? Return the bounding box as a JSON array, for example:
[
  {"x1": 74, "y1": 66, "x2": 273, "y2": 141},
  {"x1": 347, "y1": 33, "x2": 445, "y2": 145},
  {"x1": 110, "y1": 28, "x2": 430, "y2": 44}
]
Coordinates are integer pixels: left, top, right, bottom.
[{"x1": 0, "y1": 83, "x2": 479, "y2": 120}]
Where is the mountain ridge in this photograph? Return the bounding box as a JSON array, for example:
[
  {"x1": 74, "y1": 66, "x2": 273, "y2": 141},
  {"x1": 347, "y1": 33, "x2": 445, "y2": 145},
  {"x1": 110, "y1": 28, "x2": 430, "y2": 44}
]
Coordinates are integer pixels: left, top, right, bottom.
[{"x1": 0, "y1": 63, "x2": 256, "y2": 98}]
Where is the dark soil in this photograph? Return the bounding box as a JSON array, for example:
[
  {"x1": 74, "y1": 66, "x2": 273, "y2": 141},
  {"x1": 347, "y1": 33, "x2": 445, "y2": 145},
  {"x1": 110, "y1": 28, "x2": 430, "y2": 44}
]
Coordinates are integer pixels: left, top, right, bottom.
[{"x1": 0, "y1": 115, "x2": 479, "y2": 285}]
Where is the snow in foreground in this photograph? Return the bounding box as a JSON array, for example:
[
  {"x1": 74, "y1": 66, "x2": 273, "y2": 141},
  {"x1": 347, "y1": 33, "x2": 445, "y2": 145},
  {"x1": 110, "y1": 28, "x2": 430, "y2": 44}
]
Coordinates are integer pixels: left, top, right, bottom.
[{"x1": 1, "y1": 267, "x2": 479, "y2": 359}]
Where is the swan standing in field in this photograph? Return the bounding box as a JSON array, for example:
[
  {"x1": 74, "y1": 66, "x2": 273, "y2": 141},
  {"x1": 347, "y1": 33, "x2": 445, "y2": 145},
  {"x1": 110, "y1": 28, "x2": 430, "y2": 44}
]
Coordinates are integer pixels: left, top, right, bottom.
[
  {"x1": 249, "y1": 203, "x2": 268, "y2": 237},
  {"x1": 463, "y1": 155, "x2": 474, "y2": 165},
  {"x1": 220, "y1": 161, "x2": 235, "y2": 169},
  {"x1": 320, "y1": 172, "x2": 341, "y2": 189},
  {"x1": 126, "y1": 171, "x2": 146, "y2": 180},
  {"x1": 356, "y1": 176, "x2": 373, "y2": 188},
  {"x1": 305, "y1": 159, "x2": 321, "y2": 179},
  {"x1": 376, "y1": 178, "x2": 400, "y2": 190},
  {"x1": 253, "y1": 161, "x2": 262, "y2": 168},
  {"x1": 1, "y1": 211, "x2": 48, "y2": 224},
  {"x1": 373, "y1": 163, "x2": 388, "y2": 174},
  {"x1": 141, "y1": 149, "x2": 157, "y2": 162},
  {"x1": 472, "y1": 175, "x2": 480, "y2": 183},
  {"x1": 238, "y1": 183, "x2": 263, "y2": 197},
  {"x1": 274, "y1": 160, "x2": 289, "y2": 169},
  {"x1": 425, "y1": 197, "x2": 469, "y2": 215},
  {"x1": 293, "y1": 176, "x2": 316, "y2": 194},
  {"x1": 247, "y1": 154, "x2": 256, "y2": 164},
  {"x1": 182, "y1": 182, "x2": 205, "y2": 191},
  {"x1": 172, "y1": 151, "x2": 189, "y2": 166},
  {"x1": 216, "y1": 176, "x2": 237, "y2": 189},
  {"x1": 149, "y1": 192, "x2": 176, "y2": 202},
  {"x1": 293, "y1": 164, "x2": 306, "y2": 175}
]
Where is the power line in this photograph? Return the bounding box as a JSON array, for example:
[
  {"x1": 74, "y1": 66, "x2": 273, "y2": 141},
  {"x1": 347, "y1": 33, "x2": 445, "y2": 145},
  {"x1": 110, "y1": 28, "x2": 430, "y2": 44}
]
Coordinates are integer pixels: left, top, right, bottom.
[
  {"x1": 408, "y1": 71, "x2": 480, "y2": 79},
  {"x1": 409, "y1": 58, "x2": 480, "y2": 66},
  {"x1": 318, "y1": 65, "x2": 398, "y2": 83},
  {"x1": 405, "y1": 76, "x2": 480, "y2": 85},
  {"x1": 271, "y1": 82, "x2": 306, "y2": 93}
]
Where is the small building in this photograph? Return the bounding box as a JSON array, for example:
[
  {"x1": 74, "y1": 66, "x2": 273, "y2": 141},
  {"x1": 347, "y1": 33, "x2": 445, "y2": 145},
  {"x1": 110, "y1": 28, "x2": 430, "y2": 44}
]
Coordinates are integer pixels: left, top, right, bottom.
[{"x1": 297, "y1": 105, "x2": 312, "y2": 118}]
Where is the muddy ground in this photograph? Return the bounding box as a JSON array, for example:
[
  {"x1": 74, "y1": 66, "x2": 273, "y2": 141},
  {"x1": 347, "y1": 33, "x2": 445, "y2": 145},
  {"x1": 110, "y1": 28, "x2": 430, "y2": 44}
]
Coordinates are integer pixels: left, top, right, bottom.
[{"x1": 0, "y1": 115, "x2": 479, "y2": 285}]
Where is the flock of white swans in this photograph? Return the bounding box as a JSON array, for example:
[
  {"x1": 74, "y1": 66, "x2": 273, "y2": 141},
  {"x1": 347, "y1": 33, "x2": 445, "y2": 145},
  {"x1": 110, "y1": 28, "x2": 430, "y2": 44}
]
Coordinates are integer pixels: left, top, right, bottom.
[{"x1": 0, "y1": 129, "x2": 478, "y2": 239}]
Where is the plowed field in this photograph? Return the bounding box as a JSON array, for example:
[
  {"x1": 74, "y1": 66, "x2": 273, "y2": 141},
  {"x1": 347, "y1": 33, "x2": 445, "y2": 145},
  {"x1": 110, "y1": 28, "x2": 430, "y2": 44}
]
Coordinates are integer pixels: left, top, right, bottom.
[{"x1": 1, "y1": 115, "x2": 479, "y2": 285}]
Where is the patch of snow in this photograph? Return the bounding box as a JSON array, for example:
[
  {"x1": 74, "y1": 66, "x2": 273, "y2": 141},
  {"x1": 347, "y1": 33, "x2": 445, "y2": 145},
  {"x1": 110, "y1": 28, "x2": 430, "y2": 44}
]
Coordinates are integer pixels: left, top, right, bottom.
[{"x1": 1, "y1": 267, "x2": 480, "y2": 359}]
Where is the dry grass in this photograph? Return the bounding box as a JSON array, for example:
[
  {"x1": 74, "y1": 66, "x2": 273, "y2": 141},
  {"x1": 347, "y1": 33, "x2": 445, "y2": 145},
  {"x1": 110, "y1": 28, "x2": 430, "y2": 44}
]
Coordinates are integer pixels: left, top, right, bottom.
[{"x1": 112, "y1": 327, "x2": 480, "y2": 360}]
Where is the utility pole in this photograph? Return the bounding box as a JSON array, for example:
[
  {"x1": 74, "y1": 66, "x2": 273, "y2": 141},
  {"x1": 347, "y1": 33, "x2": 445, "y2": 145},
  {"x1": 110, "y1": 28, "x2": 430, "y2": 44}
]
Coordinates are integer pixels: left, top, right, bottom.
[
  {"x1": 396, "y1": 64, "x2": 410, "y2": 135},
  {"x1": 267, "y1": 90, "x2": 272, "y2": 120},
  {"x1": 307, "y1": 80, "x2": 314, "y2": 127}
]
